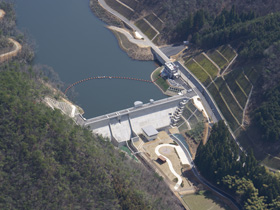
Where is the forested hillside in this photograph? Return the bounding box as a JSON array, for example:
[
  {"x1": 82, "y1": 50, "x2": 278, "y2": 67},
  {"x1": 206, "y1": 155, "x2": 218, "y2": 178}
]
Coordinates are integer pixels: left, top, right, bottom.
[
  {"x1": 195, "y1": 121, "x2": 280, "y2": 209},
  {"x1": 0, "y1": 63, "x2": 183, "y2": 209},
  {"x1": 133, "y1": 0, "x2": 280, "y2": 42}
]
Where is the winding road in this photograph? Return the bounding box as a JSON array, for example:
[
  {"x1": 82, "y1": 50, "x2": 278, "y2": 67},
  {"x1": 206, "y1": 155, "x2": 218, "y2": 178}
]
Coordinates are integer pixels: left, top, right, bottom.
[{"x1": 0, "y1": 38, "x2": 22, "y2": 63}]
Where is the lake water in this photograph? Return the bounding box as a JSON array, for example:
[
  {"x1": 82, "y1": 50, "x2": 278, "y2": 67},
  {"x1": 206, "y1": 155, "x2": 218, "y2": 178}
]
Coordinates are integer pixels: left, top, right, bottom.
[{"x1": 15, "y1": 0, "x2": 164, "y2": 118}]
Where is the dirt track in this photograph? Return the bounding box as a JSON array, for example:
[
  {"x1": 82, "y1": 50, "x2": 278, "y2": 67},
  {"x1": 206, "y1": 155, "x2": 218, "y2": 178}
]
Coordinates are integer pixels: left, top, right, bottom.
[{"x1": 0, "y1": 38, "x2": 22, "y2": 63}]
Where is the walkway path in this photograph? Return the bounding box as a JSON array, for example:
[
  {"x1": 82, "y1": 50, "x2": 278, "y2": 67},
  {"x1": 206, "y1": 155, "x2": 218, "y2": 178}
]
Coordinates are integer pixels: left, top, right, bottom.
[{"x1": 155, "y1": 144, "x2": 182, "y2": 190}]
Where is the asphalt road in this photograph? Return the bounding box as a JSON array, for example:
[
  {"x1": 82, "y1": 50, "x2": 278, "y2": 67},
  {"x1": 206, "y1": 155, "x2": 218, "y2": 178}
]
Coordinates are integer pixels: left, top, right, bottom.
[{"x1": 160, "y1": 44, "x2": 186, "y2": 58}]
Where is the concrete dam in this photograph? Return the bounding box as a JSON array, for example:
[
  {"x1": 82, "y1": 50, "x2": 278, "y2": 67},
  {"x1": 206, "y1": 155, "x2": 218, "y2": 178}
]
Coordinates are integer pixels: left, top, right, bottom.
[{"x1": 77, "y1": 95, "x2": 189, "y2": 146}]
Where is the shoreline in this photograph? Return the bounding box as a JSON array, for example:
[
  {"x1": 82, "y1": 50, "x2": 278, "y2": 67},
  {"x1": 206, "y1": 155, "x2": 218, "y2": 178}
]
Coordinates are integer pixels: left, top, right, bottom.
[{"x1": 108, "y1": 25, "x2": 154, "y2": 61}]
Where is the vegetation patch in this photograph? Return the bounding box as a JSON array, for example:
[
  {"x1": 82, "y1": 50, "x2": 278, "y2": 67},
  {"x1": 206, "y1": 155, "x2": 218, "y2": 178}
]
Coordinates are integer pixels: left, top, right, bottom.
[
  {"x1": 185, "y1": 122, "x2": 204, "y2": 143},
  {"x1": 208, "y1": 83, "x2": 240, "y2": 131},
  {"x1": 225, "y1": 76, "x2": 248, "y2": 108},
  {"x1": 195, "y1": 54, "x2": 219, "y2": 79},
  {"x1": 178, "y1": 121, "x2": 189, "y2": 133},
  {"x1": 151, "y1": 67, "x2": 169, "y2": 92},
  {"x1": 196, "y1": 122, "x2": 280, "y2": 209},
  {"x1": 215, "y1": 78, "x2": 243, "y2": 124},
  {"x1": 135, "y1": 18, "x2": 157, "y2": 40},
  {"x1": 245, "y1": 67, "x2": 260, "y2": 85},
  {"x1": 188, "y1": 114, "x2": 199, "y2": 129},
  {"x1": 105, "y1": 0, "x2": 134, "y2": 19},
  {"x1": 186, "y1": 101, "x2": 197, "y2": 113},
  {"x1": 182, "y1": 106, "x2": 193, "y2": 120},
  {"x1": 185, "y1": 59, "x2": 211, "y2": 86},
  {"x1": 183, "y1": 191, "x2": 227, "y2": 210},
  {"x1": 207, "y1": 50, "x2": 228, "y2": 69},
  {"x1": 120, "y1": 145, "x2": 138, "y2": 161},
  {"x1": 145, "y1": 13, "x2": 163, "y2": 31},
  {"x1": 217, "y1": 45, "x2": 236, "y2": 61},
  {"x1": 195, "y1": 109, "x2": 205, "y2": 122},
  {"x1": 119, "y1": 0, "x2": 138, "y2": 11},
  {"x1": 236, "y1": 73, "x2": 252, "y2": 96}
]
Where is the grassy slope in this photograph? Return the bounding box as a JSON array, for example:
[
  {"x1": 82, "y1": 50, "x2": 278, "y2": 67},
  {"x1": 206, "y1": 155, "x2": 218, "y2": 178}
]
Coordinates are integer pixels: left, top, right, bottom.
[
  {"x1": 185, "y1": 60, "x2": 211, "y2": 86},
  {"x1": 135, "y1": 19, "x2": 157, "y2": 40}
]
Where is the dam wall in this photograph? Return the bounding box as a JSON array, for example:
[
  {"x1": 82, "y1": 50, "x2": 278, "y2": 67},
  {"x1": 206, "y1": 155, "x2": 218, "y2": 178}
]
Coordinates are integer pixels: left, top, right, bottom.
[{"x1": 82, "y1": 95, "x2": 189, "y2": 146}]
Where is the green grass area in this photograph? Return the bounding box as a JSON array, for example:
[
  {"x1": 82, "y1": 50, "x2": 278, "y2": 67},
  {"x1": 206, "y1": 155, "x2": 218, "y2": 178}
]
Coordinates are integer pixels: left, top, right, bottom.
[
  {"x1": 151, "y1": 67, "x2": 169, "y2": 92},
  {"x1": 105, "y1": 0, "x2": 134, "y2": 19},
  {"x1": 177, "y1": 117, "x2": 189, "y2": 132},
  {"x1": 120, "y1": 146, "x2": 138, "y2": 161},
  {"x1": 207, "y1": 50, "x2": 228, "y2": 69},
  {"x1": 236, "y1": 73, "x2": 252, "y2": 96},
  {"x1": 178, "y1": 121, "x2": 189, "y2": 133},
  {"x1": 225, "y1": 76, "x2": 248, "y2": 108},
  {"x1": 145, "y1": 13, "x2": 163, "y2": 31},
  {"x1": 215, "y1": 78, "x2": 243, "y2": 124},
  {"x1": 185, "y1": 122, "x2": 204, "y2": 143},
  {"x1": 245, "y1": 67, "x2": 260, "y2": 85},
  {"x1": 195, "y1": 54, "x2": 219, "y2": 79},
  {"x1": 182, "y1": 107, "x2": 193, "y2": 120},
  {"x1": 183, "y1": 191, "x2": 228, "y2": 210},
  {"x1": 135, "y1": 19, "x2": 157, "y2": 40},
  {"x1": 218, "y1": 45, "x2": 236, "y2": 62},
  {"x1": 119, "y1": 0, "x2": 138, "y2": 10},
  {"x1": 208, "y1": 83, "x2": 240, "y2": 131},
  {"x1": 187, "y1": 101, "x2": 197, "y2": 113},
  {"x1": 185, "y1": 60, "x2": 211, "y2": 86},
  {"x1": 225, "y1": 67, "x2": 252, "y2": 96},
  {"x1": 188, "y1": 114, "x2": 199, "y2": 128},
  {"x1": 195, "y1": 109, "x2": 205, "y2": 122}
]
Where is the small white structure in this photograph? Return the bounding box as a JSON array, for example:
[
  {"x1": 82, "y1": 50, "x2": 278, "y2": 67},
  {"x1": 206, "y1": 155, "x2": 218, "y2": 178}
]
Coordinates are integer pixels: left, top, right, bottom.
[
  {"x1": 134, "y1": 31, "x2": 144, "y2": 40},
  {"x1": 142, "y1": 125, "x2": 158, "y2": 141},
  {"x1": 134, "y1": 101, "x2": 143, "y2": 108},
  {"x1": 175, "y1": 146, "x2": 190, "y2": 168},
  {"x1": 161, "y1": 62, "x2": 180, "y2": 79}
]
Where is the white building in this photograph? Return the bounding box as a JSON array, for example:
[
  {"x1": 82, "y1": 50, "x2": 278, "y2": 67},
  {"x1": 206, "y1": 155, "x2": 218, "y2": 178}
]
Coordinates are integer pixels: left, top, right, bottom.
[
  {"x1": 142, "y1": 125, "x2": 159, "y2": 141},
  {"x1": 161, "y1": 62, "x2": 180, "y2": 79}
]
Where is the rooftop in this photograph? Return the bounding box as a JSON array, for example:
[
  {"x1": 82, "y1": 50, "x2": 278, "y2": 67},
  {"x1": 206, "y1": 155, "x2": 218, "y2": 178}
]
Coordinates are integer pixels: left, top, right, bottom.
[{"x1": 142, "y1": 125, "x2": 159, "y2": 137}]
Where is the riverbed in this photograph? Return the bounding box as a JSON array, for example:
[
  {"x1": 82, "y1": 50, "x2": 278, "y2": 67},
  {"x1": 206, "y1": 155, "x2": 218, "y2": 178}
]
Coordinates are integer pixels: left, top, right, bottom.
[{"x1": 15, "y1": 0, "x2": 164, "y2": 118}]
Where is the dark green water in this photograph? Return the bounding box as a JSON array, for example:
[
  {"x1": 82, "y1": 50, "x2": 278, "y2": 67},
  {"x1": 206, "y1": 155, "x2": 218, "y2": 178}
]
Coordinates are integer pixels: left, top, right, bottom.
[{"x1": 15, "y1": 0, "x2": 164, "y2": 118}]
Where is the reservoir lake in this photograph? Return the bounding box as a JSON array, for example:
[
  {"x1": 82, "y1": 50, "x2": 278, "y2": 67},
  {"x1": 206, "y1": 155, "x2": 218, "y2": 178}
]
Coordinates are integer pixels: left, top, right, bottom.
[{"x1": 15, "y1": 0, "x2": 164, "y2": 118}]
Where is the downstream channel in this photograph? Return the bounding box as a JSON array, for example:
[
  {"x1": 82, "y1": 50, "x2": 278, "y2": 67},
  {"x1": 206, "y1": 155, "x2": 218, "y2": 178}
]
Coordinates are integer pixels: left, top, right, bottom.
[{"x1": 15, "y1": 0, "x2": 164, "y2": 118}]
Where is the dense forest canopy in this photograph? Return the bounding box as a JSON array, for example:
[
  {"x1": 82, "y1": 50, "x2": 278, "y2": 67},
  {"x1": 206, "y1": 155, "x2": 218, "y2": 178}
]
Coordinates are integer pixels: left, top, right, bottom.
[
  {"x1": 195, "y1": 121, "x2": 280, "y2": 209},
  {"x1": 254, "y1": 84, "x2": 280, "y2": 142}
]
